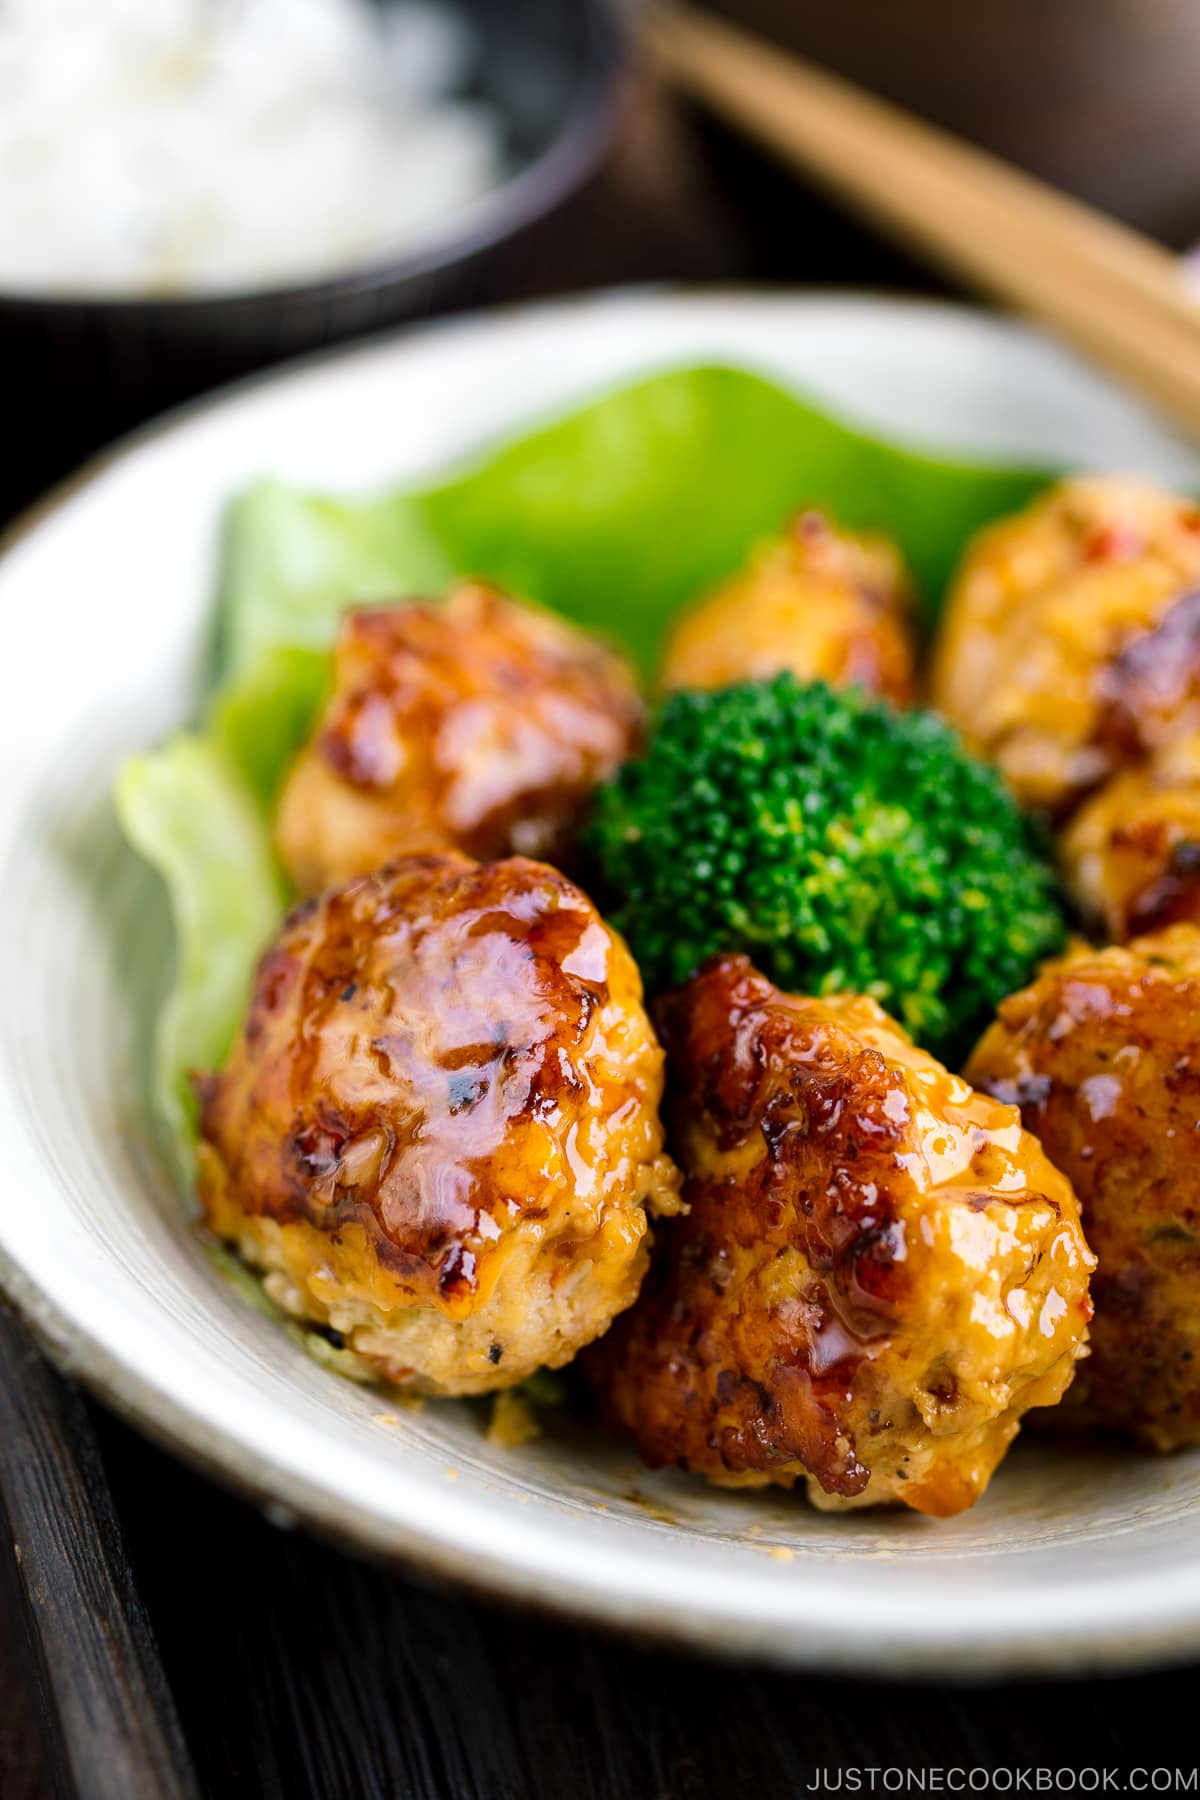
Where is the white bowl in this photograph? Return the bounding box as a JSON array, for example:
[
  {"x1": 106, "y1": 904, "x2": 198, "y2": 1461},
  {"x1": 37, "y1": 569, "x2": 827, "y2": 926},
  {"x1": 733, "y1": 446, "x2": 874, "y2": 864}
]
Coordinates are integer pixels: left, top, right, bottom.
[{"x1": 3, "y1": 291, "x2": 1199, "y2": 1679}]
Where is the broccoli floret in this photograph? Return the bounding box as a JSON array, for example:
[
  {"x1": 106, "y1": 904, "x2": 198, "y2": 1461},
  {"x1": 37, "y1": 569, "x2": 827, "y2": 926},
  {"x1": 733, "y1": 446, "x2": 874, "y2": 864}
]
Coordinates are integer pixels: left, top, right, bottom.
[{"x1": 583, "y1": 675, "x2": 1066, "y2": 1063}]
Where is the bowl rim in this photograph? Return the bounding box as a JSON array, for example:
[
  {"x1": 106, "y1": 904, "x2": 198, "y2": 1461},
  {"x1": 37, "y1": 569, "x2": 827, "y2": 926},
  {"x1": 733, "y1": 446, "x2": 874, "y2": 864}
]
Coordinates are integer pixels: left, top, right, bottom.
[
  {"x1": 6, "y1": 286, "x2": 1200, "y2": 1682},
  {"x1": 0, "y1": 0, "x2": 624, "y2": 316},
  {"x1": 4, "y1": 1227, "x2": 1196, "y2": 1686}
]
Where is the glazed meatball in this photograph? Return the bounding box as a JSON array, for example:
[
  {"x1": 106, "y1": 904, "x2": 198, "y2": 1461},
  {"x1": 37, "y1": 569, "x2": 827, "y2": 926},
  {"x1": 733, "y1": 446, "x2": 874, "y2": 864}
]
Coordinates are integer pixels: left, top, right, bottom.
[
  {"x1": 588, "y1": 956, "x2": 1093, "y2": 1516},
  {"x1": 930, "y1": 476, "x2": 1200, "y2": 815},
  {"x1": 659, "y1": 509, "x2": 916, "y2": 702},
  {"x1": 276, "y1": 583, "x2": 643, "y2": 895},
  {"x1": 966, "y1": 925, "x2": 1200, "y2": 1451},
  {"x1": 197, "y1": 852, "x2": 681, "y2": 1396},
  {"x1": 1061, "y1": 732, "x2": 1200, "y2": 940}
]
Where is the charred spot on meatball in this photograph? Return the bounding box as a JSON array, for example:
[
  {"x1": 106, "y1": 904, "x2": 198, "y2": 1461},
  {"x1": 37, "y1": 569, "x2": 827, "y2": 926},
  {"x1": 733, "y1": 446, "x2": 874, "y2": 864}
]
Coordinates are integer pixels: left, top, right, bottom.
[
  {"x1": 1096, "y1": 588, "x2": 1200, "y2": 759},
  {"x1": 1060, "y1": 735, "x2": 1200, "y2": 941}
]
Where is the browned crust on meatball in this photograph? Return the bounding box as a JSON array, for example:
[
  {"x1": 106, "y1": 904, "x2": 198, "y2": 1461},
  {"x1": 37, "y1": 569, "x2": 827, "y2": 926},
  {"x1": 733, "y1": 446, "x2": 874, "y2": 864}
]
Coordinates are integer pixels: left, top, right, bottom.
[
  {"x1": 1060, "y1": 742, "x2": 1200, "y2": 941},
  {"x1": 931, "y1": 477, "x2": 1200, "y2": 816},
  {"x1": 596, "y1": 958, "x2": 915, "y2": 1501},
  {"x1": 588, "y1": 957, "x2": 1093, "y2": 1516},
  {"x1": 659, "y1": 509, "x2": 917, "y2": 703},
  {"x1": 275, "y1": 583, "x2": 643, "y2": 894},
  {"x1": 1095, "y1": 588, "x2": 1200, "y2": 762},
  {"x1": 197, "y1": 854, "x2": 680, "y2": 1391},
  {"x1": 966, "y1": 926, "x2": 1200, "y2": 1450}
]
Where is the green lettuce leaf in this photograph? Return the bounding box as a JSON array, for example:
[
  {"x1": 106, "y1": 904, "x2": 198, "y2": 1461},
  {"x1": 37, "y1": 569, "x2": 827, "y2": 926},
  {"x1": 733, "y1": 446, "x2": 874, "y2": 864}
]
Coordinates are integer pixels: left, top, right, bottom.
[
  {"x1": 119, "y1": 362, "x2": 1054, "y2": 1160},
  {"x1": 206, "y1": 643, "x2": 332, "y2": 808},
  {"x1": 217, "y1": 479, "x2": 454, "y2": 682},
  {"x1": 116, "y1": 736, "x2": 289, "y2": 1159},
  {"x1": 416, "y1": 365, "x2": 1049, "y2": 670},
  {"x1": 218, "y1": 366, "x2": 1051, "y2": 695}
]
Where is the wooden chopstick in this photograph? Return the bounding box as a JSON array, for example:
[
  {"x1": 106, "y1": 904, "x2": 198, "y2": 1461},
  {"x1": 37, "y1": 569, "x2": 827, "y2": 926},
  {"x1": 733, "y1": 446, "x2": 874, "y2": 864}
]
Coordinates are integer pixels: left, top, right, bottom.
[{"x1": 645, "y1": 4, "x2": 1200, "y2": 442}]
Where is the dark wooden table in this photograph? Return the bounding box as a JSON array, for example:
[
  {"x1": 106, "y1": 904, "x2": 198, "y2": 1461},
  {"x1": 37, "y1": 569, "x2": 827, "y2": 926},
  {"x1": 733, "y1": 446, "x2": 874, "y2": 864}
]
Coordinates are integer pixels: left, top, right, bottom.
[{"x1": 3, "y1": 75, "x2": 1198, "y2": 1800}]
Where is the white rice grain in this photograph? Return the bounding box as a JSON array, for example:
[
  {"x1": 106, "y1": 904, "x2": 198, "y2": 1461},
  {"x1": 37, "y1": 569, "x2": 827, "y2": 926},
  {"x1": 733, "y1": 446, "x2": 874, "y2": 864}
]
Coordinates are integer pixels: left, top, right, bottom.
[{"x1": 0, "y1": 0, "x2": 504, "y2": 296}]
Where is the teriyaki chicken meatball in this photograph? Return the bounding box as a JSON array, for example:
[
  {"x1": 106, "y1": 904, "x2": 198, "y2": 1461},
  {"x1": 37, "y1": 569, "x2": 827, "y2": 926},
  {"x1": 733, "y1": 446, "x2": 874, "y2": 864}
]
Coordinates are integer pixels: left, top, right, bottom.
[
  {"x1": 197, "y1": 852, "x2": 681, "y2": 1396},
  {"x1": 588, "y1": 955, "x2": 1093, "y2": 1516},
  {"x1": 276, "y1": 582, "x2": 643, "y2": 895},
  {"x1": 931, "y1": 476, "x2": 1200, "y2": 816},
  {"x1": 967, "y1": 925, "x2": 1200, "y2": 1451},
  {"x1": 659, "y1": 509, "x2": 916, "y2": 702},
  {"x1": 1060, "y1": 732, "x2": 1200, "y2": 940}
]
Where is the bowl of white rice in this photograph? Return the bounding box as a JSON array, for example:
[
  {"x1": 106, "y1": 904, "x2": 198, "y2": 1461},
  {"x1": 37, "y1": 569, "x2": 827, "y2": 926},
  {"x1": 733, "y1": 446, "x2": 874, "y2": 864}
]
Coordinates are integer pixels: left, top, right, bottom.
[{"x1": 4, "y1": 0, "x2": 620, "y2": 505}]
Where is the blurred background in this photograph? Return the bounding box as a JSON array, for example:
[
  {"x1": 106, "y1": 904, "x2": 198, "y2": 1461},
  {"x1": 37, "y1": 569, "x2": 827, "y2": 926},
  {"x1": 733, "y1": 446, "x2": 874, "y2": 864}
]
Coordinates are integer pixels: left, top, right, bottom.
[
  {"x1": 718, "y1": 0, "x2": 1200, "y2": 244},
  {"x1": 9, "y1": 0, "x2": 1200, "y2": 518}
]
